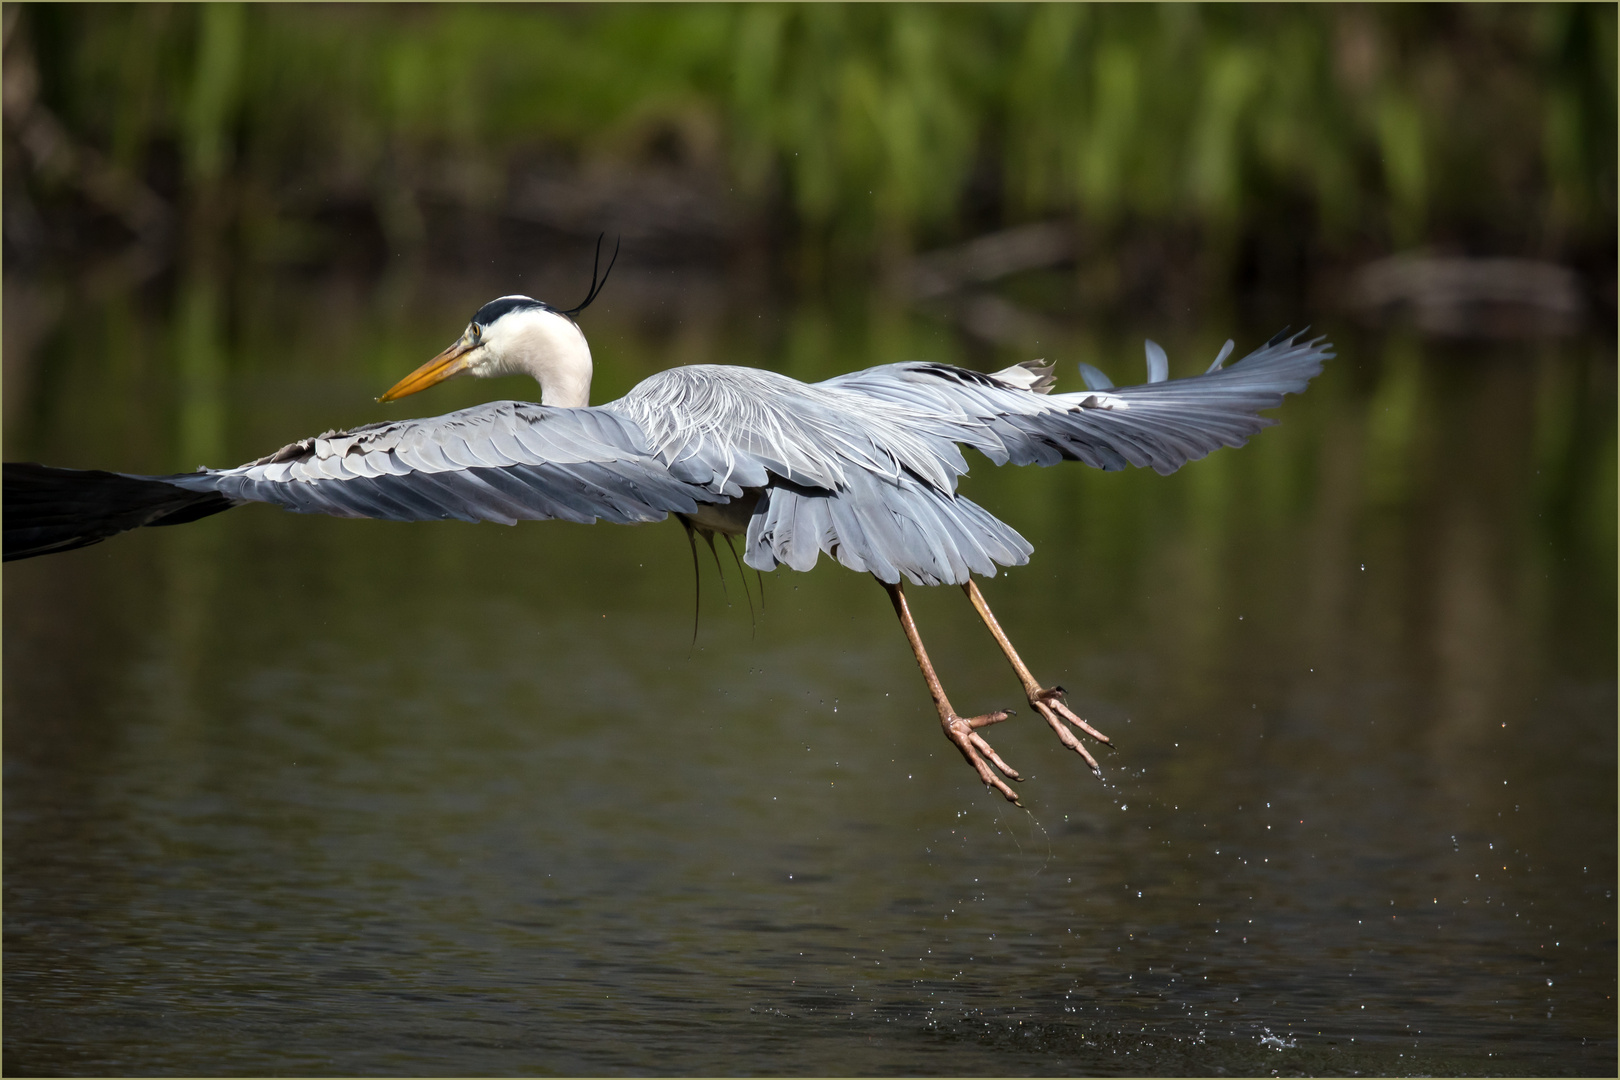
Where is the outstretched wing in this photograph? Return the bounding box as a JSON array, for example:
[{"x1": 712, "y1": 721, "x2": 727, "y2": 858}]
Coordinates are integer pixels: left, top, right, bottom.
[
  {"x1": 169, "y1": 400, "x2": 727, "y2": 525},
  {"x1": 825, "y1": 328, "x2": 1332, "y2": 476},
  {"x1": 597, "y1": 330, "x2": 1328, "y2": 586},
  {"x1": 1054, "y1": 328, "x2": 1332, "y2": 474}
]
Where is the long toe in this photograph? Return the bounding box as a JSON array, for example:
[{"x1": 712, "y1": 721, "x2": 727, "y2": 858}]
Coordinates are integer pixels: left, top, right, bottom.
[
  {"x1": 1035, "y1": 687, "x2": 1111, "y2": 744},
  {"x1": 1032, "y1": 700, "x2": 1103, "y2": 775},
  {"x1": 966, "y1": 707, "x2": 1015, "y2": 730},
  {"x1": 967, "y1": 729, "x2": 1021, "y2": 781},
  {"x1": 944, "y1": 715, "x2": 1022, "y2": 803}
]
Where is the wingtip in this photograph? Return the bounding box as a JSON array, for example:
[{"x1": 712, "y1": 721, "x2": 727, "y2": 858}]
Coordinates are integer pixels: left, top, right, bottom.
[
  {"x1": 1078, "y1": 362, "x2": 1114, "y2": 391},
  {"x1": 1144, "y1": 339, "x2": 1169, "y2": 384}
]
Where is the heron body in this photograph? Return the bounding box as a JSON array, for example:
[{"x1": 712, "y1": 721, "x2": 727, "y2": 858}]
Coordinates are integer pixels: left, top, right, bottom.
[{"x1": 4, "y1": 280, "x2": 1333, "y2": 803}]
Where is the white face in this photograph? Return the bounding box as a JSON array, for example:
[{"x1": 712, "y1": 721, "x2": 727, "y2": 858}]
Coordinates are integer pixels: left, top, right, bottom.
[
  {"x1": 475, "y1": 307, "x2": 586, "y2": 378},
  {"x1": 379, "y1": 298, "x2": 594, "y2": 407},
  {"x1": 474, "y1": 306, "x2": 595, "y2": 407}
]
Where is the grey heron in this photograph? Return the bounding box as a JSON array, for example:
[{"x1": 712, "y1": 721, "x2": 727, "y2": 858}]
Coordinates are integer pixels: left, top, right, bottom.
[{"x1": 4, "y1": 265, "x2": 1331, "y2": 804}]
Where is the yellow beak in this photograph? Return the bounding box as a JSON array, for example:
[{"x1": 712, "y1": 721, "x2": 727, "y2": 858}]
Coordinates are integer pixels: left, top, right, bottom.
[{"x1": 379, "y1": 332, "x2": 479, "y2": 402}]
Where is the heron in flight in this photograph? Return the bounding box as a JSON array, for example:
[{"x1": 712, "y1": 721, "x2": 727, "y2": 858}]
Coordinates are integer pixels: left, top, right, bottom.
[{"x1": 4, "y1": 255, "x2": 1331, "y2": 804}]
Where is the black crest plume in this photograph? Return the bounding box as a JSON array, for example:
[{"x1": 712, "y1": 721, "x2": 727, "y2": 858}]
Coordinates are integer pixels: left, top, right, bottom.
[{"x1": 560, "y1": 233, "x2": 621, "y2": 317}]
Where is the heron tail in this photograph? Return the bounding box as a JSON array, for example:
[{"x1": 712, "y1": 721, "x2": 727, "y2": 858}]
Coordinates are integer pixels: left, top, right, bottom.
[{"x1": 3, "y1": 463, "x2": 236, "y2": 562}]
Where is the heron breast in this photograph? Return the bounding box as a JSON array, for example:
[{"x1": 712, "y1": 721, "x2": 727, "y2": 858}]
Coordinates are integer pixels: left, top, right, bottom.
[{"x1": 685, "y1": 491, "x2": 763, "y2": 535}]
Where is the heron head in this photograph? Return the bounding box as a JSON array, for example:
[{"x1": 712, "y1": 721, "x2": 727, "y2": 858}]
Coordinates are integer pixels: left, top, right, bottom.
[{"x1": 379, "y1": 296, "x2": 594, "y2": 408}]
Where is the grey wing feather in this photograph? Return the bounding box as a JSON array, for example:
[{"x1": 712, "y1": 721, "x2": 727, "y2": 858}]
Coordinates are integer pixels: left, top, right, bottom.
[
  {"x1": 604, "y1": 366, "x2": 1039, "y2": 585},
  {"x1": 828, "y1": 329, "x2": 1331, "y2": 479},
  {"x1": 743, "y1": 471, "x2": 1031, "y2": 586},
  {"x1": 1144, "y1": 340, "x2": 1169, "y2": 384},
  {"x1": 166, "y1": 400, "x2": 726, "y2": 526},
  {"x1": 1078, "y1": 362, "x2": 1115, "y2": 391},
  {"x1": 1060, "y1": 329, "x2": 1331, "y2": 475}
]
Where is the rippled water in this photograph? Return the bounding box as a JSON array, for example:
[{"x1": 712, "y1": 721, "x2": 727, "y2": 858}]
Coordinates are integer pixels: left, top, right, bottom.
[{"x1": 5, "y1": 267, "x2": 1615, "y2": 1075}]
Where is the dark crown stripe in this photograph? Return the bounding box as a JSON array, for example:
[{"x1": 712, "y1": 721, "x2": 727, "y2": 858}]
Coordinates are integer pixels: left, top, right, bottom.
[{"x1": 472, "y1": 296, "x2": 556, "y2": 327}]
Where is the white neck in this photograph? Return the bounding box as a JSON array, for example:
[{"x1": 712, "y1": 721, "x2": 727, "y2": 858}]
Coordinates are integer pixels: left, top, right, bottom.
[{"x1": 483, "y1": 308, "x2": 594, "y2": 407}]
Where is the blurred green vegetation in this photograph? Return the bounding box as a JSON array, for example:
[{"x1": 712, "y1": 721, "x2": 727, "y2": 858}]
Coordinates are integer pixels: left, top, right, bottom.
[{"x1": 8, "y1": 2, "x2": 1615, "y2": 277}]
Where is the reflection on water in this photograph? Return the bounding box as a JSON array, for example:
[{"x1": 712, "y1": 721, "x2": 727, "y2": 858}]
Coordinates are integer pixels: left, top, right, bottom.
[{"x1": 4, "y1": 268, "x2": 1615, "y2": 1076}]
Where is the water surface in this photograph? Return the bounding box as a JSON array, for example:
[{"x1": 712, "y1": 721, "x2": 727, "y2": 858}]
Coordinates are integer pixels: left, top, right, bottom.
[{"x1": 5, "y1": 268, "x2": 1615, "y2": 1075}]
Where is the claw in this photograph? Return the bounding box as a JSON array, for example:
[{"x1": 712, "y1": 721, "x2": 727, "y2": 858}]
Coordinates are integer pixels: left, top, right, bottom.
[
  {"x1": 967, "y1": 707, "x2": 1014, "y2": 730},
  {"x1": 943, "y1": 711, "x2": 1023, "y2": 803}
]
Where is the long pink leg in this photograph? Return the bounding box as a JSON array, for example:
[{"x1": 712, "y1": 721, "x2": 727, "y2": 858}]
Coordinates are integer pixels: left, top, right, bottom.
[
  {"x1": 962, "y1": 579, "x2": 1110, "y2": 776},
  {"x1": 883, "y1": 579, "x2": 1023, "y2": 804}
]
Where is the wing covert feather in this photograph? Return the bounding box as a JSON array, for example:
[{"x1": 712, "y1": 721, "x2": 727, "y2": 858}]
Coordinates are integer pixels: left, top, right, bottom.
[{"x1": 169, "y1": 400, "x2": 727, "y2": 526}]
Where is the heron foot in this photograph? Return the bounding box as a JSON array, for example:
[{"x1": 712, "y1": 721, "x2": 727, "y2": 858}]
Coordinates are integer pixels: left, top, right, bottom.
[
  {"x1": 1029, "y1": 686, "x2": 1109, "y2": 777},
  {"x1": 941, "y1": 708, "x2": 1023, "y2": 804}
]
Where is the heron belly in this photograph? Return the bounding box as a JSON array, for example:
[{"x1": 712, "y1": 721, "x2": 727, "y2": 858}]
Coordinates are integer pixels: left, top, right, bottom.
[{"x1": 684, "y1": 490, "x2": 762, "y2": 535}]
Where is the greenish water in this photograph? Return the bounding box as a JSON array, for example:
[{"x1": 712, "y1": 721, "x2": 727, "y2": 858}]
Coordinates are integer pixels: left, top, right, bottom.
[{"x1": 4, "y1": 267, "x2": 1615, "y2": 1075}]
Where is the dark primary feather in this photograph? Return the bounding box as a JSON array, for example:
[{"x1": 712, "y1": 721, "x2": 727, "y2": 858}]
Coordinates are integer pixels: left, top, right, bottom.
[{"x1": 2, "y1": 462, "x2": 234, "y2": 561}]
